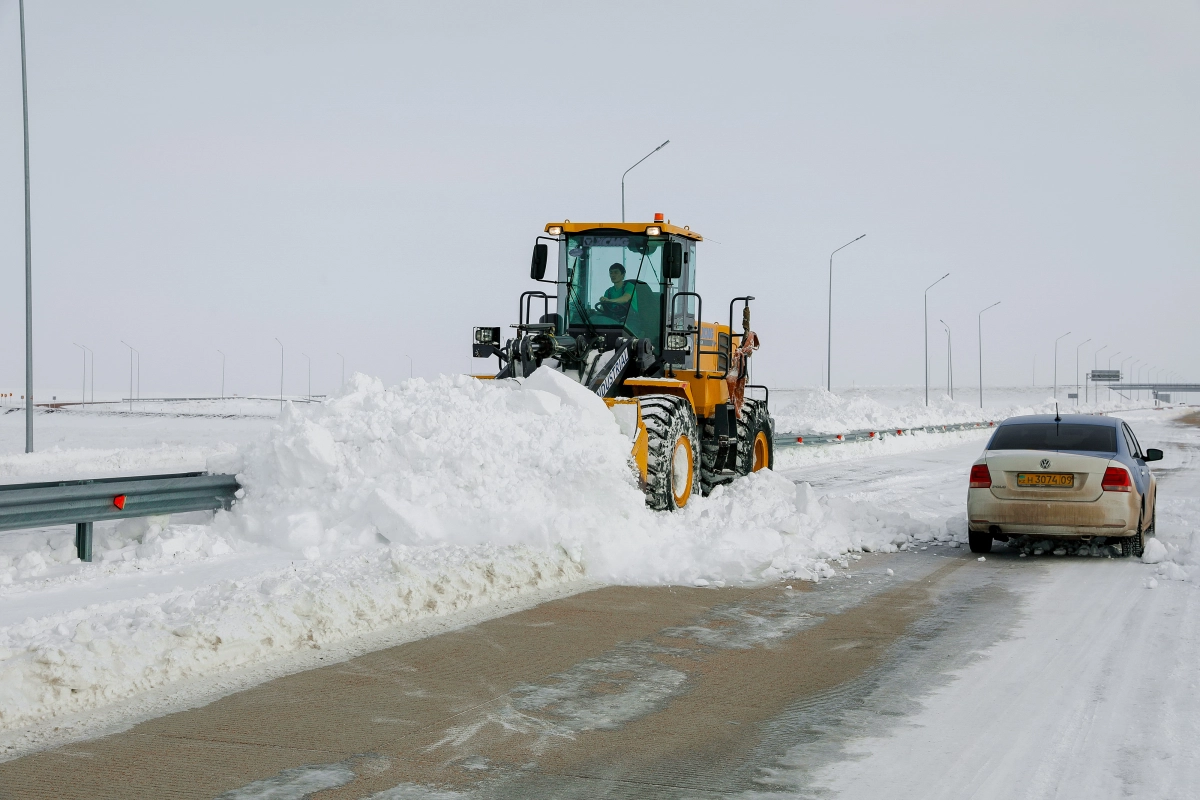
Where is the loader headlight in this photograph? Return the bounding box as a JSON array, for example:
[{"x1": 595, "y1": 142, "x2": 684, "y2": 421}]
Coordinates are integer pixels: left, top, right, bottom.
[
  {"x1": 474, "y1": 326, "x2": 500, "y2": 345},
  {"x1": 547, "y1": 225, "x2": 564, "y2": 236},
  {"x1": 666, "y1": 333, "x2": 689, "y2": 351}
]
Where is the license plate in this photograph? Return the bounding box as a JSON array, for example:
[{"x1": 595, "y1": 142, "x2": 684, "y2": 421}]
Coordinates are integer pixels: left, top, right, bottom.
[{"x1": 1017, "y1": 472, "x2": 1074, "y2": 487}]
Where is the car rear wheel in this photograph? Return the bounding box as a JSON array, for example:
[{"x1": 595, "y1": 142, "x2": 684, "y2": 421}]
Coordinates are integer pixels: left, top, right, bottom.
[
  {"x1": 1121, "y1": 507, "x2": 1146, "y2": 558},
  {"x1": 968, "y1": 531, "x2": 993, "y2": 554}
]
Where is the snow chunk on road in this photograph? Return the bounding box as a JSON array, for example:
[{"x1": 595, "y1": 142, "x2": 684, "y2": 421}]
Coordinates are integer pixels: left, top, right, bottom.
[{"x1": 1141, "y1": 538, "x2": 1168, "y2": 564}]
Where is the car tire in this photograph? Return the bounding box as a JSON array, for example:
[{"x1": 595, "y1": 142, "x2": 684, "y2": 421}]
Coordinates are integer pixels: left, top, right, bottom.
[
  {"x1": 1121, "y1": 507, "x2": 1147, "y2": 558},
  {"x1": 968, "y1": 531, "x2": 993, "y2": 554}
]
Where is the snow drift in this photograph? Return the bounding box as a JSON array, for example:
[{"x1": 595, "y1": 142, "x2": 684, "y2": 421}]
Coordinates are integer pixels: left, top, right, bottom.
[
  {"x1": 0, "y1": 371, "x2": 969, "y2": 738},
  {"x1": 210, "y1": 371, "x2": 946, "y2": 585}
]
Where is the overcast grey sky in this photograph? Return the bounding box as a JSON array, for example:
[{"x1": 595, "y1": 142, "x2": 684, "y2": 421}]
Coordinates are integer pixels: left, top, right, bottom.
[{"x1": 2, "y1": 1, "x2": 1197, "y2": 399}]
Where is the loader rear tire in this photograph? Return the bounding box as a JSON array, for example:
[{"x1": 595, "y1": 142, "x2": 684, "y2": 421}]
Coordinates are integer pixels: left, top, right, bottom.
[
  {"x1": 735, "y1": 399, "x2": 775, "y2": 476},
  {"x1": 639, "y1": 394, "x2": 701, "y2": 511}
]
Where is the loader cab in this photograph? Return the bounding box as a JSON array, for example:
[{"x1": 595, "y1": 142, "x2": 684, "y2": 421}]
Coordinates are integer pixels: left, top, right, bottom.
[{"x1": 549, "y1": 222, "x2": 700, "y2": 357}]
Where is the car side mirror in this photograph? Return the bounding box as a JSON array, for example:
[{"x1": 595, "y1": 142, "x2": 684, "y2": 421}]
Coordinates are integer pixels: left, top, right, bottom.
[
  {"x1": 663, "y1": 242, "x2": 683, "y2": 279},
  {"x1": 1144, "y1": 448, "x2": 1163, "y2": 462},
  {"x1": 530, "y1": 243, "x2": 548, "y2": 280}
]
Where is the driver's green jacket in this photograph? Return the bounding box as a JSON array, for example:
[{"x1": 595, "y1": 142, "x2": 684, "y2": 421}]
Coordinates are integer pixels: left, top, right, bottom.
[{"x1": 603, "y1": 282, "x2": 637, "y2": 310}]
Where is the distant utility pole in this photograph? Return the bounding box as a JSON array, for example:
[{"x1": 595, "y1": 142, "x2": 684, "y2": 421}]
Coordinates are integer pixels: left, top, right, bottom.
[
  {"x1": 85, "y1": 345, "x2": 93, "y2": 403},
  {"x1": 218, "y1": 350, "x2": 226, "y2": 398},
  {"x1": 826, "y1": 234, "x2": 866, "y2": 392},
  {"x1": 977, "y1": 301, "x2": 1000, "y2": 409},
  {"x1": 302, "y1": 353, "x2": 311, "y2": 401},
  {"x1": 73, "y1": 343, "x2": 86, "y2": 405},
  {"x1": 337, "y1": 352, "x2": 345, "y2": 387},
  {"x1": 406, "y1": 354, "x2": 413, "y2": 379},
  {"x1": 20, "y1": 0, "x2": 34, "y2": 452},
  {"x1": 940, "y1": 319, "x2": 953, "y2": 399},
  {"x1": 121, "y1": 341, "x2": 135, "y2": 412},
  {"x1": 924, "y1": 273, "x2": 949, "y2": 405},
  {"x1": 1074, "y1": 338, "x2": 1091, "y2": 407},
  {"x1": 1053, "y1": 332, "x2": 1071, "y2": 399},
  {"x1": 275, "y1": 338, "x2": 284, "y2": 412},
  {"x1": 621, "y1": 140, "x2": 669, "y2": 222}
]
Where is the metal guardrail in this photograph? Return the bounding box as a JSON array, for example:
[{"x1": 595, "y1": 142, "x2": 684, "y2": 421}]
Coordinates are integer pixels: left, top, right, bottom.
[
  {"x1": 775, "y1": 419, "x2": 998, "y2": 447},
  {"x1": 0, "y1": 472, "x2": 239, "y2": 562}
]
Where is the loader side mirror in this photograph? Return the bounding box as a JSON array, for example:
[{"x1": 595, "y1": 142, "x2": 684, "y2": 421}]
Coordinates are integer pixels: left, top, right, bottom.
[
  {"x1": 664, "y1": 242, "x2": 684, "y2": 279},
  {"x1": 530, "y1": 243, "x2": 549, "y2": 280}
]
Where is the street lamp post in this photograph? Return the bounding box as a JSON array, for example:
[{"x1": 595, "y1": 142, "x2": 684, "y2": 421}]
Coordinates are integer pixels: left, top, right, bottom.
[
  {"x1": 825, "y1": 234, "x2": 866, "y2": 392},
  {"x1": 1075, "y1": 338, "x2": 1091, "y2": 407},
  {"x1": 20, "y1": 0, "x2": 34, "y2": 452},
  {"x1": 924, "y1": 274, "x2": 950, "y2": 406},
  {"x1": 1091, "y1": 345, "x2": 1108, "y2": 404},
  {"x1": 1130, "y1": 359, "x2": 1140, "y2": 401},
  {"x1": 977, "y1": 301, "x2": 1000, "y2": 408},
  {"x1": 275, "y1": 338, "x2": 284, "y2": 412},
  {"x1": 1121, "y1": 356, "x2": 1133, "y2": 402},
  {"x1": 218, "y1": 350, "x2": 225, "y2": 398},
  {"x1": 1053, "y1": 332, "x2": 1071, "y2": 399},
  {"x1": 302, "y1": 353, "x2": 311, "y2": 401},
  {"x1": 337, "y1": 353, "x2": 345, "y2": 387},
  {"x1": 1107, "y1": 351, "x2": 1122, "y2": 404},
  {"x1": 940, "y1": 320, "x2": 953, "y2": 399},
  {"x1": 405, "y1": 354, "x2": 413, "y2": 379},
  {"x1": 621, "y1": 140, "x2": 669, "y2": 222}
]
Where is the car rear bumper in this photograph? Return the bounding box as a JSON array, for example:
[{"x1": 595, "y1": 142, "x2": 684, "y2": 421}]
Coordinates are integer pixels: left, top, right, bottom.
[{"x1": 967, "y1": 487, "x2": 1140, "y2": 538}]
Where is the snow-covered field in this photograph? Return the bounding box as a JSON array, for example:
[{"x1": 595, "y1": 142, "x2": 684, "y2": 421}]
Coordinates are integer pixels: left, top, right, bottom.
[{"x1": 0, "y1": 376, "x2": 1186, "y2": 760}]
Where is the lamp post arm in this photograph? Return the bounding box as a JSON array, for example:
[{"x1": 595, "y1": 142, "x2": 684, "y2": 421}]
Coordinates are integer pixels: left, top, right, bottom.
[{"x1": 826, "y1": 234, "x2": 866, "y2": 392}]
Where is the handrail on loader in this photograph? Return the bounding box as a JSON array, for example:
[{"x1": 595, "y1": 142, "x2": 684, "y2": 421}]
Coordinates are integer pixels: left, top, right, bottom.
[{"x1": 0, "y1": 472, "x2": 240, "y2": 562}]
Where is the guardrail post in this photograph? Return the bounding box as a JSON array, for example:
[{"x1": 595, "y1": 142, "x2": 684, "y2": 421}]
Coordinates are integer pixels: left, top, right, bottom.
[{"x1": 75, "y1": 521, "x2": 93, "y2": 562}]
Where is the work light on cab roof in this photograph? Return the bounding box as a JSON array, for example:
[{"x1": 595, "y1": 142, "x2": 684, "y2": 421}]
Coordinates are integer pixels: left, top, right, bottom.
[{"x1": 470, "y1": 216, "x2": 775, "y2": 512}]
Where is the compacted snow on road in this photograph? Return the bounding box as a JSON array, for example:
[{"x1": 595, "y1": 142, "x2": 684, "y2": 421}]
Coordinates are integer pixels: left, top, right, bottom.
[{"x1": 0, "y1": 375, "x2": 1191, "y2": 797}]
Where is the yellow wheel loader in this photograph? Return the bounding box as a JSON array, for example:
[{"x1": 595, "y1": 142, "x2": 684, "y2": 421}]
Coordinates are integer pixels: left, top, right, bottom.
[{"x1": 472, "y1": 215, "x2": 774, "y2": 510}]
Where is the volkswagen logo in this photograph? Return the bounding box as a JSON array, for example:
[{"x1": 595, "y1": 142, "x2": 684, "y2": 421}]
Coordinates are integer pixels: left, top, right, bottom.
[{"x1": 1040, "y1": 458, "x2": 1051, "y2": 469}]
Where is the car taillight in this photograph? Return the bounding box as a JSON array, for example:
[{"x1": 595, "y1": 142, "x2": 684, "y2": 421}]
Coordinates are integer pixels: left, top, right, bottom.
[
  {"x1": 969, "y1": 464, "x2": 991, "y2": 488},
  {"x1": 1102, "y1": 466, "x2": 1132, "y2": 492}
]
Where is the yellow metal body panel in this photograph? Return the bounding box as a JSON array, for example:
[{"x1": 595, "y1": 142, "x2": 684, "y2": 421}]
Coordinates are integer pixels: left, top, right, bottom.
[
  {"x1": 544, "y1": 221, "x2": 702, "y2": 241},
  {"x1": 604, "y1": 398, "x2": 649, "y2": 484},
  {"x1": 622, "y1": 378, "x2": 695, "y2": 409},
  {"x1": 671, "y1": 372, "x2": 730, "y2": 419},
  {"x1": 470, "y1": 375, "x2": 497, "y2": 380}
]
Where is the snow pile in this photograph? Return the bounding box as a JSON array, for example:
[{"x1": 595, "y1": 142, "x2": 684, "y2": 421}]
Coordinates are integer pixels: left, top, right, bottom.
[
  {"x1": 0, "y1": 543, "x2": 579, "y2": 732},
  {"x1": 209, "y1": 371, "x2": 948, "y2": 584},
  {"x1": 0, "y1": 371, "x2": 966, "y2": 736},
  {"x1": 772, "y1": 387, "x2": 1148, "y2": 435},
  {"x1": 0, "y1": 517, "x2": 234, "y2": 585}
]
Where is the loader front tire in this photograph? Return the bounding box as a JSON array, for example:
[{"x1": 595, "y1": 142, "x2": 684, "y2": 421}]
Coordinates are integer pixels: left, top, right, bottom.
[
  {"x1": 639, "y1": 394, "x2": 701, "y2": 511},
  {"x1": 736, "y1": 399, "x2": 775, "y2": 476}
]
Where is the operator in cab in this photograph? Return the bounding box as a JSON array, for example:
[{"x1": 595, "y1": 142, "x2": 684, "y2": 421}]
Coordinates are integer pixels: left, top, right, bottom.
[{"x1": 596, "y1": 263, "x2": 635, "y2": 321}]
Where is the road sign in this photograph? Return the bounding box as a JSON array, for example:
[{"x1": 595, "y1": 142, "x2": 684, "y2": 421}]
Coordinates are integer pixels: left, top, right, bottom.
[
  {"x1": 1067, "y1": 393, "x2": 1078, "y2": 399},
  {"x1": 1090, "y1": 370, "x2": 1121, "y2": 382}
]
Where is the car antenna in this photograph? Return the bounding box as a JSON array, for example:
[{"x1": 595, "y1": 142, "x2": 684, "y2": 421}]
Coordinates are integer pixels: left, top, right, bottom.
[{"x1": 1054, "y1": 403, "x2": 1061, "y2": 425}]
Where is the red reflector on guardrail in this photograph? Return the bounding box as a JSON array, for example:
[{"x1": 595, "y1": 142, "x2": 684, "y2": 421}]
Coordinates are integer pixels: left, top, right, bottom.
[
  {"x1": 869, "y1": 431, "x2": 876, "y2": 438},
  {"x1": 113, "y1": 495, "x2": 126, "y2": 510},
  {"x1": 796, "y1": 436, "x2": 803, "y2": 443},
  {"x1": 836, "y1": 434, "x2": 844, "y2": 441}
]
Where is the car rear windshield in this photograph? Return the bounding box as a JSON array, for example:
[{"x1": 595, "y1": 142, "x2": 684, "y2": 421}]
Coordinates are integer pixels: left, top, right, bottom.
[{"x1": 988, "y1": 423, "x2": 1117, "y2": 453}]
